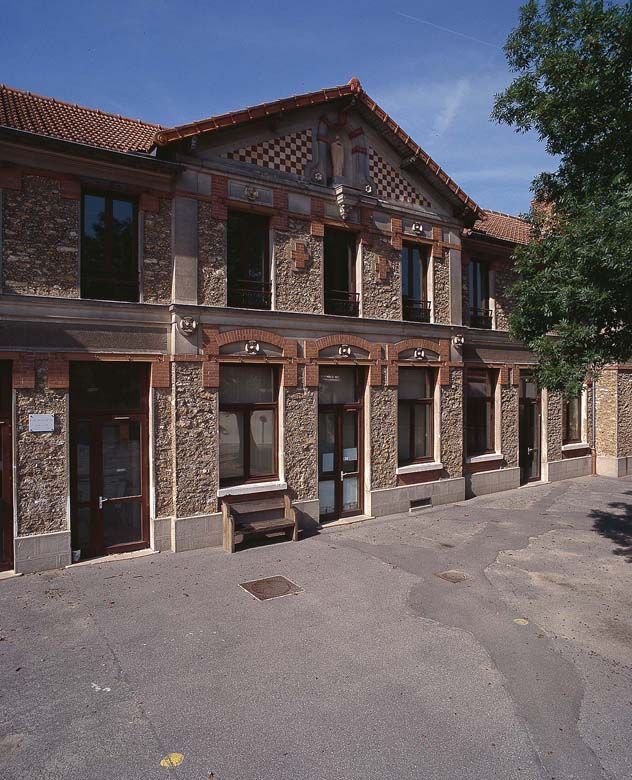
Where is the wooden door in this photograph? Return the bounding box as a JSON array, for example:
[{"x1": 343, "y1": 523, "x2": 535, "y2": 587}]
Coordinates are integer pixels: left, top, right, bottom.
[
  {"x1": 0, "y1": 363, "x2": 12, "y2": 569},
  {"x1": 519, "y1": 374, "x2": 542, "y2": 484}
]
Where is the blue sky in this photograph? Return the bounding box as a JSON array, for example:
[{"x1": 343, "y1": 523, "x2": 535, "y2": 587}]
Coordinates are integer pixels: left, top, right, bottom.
[{"x1": 1, "y1": 1, "x2": 555, "y2": 214}]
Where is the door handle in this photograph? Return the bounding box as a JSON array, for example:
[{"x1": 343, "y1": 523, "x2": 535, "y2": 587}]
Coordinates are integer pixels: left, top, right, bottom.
[
  {"x1": 527, "y1": 447, "x2": 535, "y2": 455},
  {"x1": 340, "y1": 471, "x2": 345, "y2": 482},
  {"x1": 98, "y1": 496, "x2": 108, "y2": 510}
]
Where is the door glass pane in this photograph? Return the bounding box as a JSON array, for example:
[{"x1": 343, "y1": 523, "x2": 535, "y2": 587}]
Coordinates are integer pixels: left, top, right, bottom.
[
  {"x1": 319, "y1": 480, "x2": 336, "y2": 515},
  {"x1": 529, "y1": 406, "x2": 540, "y2": 479},
  {"x1": 71, "y1": 363, "x2": 147, "y2": 412},
  {"x1": 219, "y1": 411, "x2": 245, "y2": 480},
  {"x1": 342, "y1": 476, "x2": 359, "y2": 512},
  {"x1": 103, "y1": 502, "x2": 142, "y2": 548},
  {"x1": 73, "y1": 507, "x2": 92, "y2": 553},
  {"x1": 76, "y1": 421, "x2": 91, "y2": 503},
  {"x1": 250, "y1": 409, "x2": 274, "y2": 476},
  {"x1": 102, "y1": 421, "x2": 141, "y2": 498},
  {"x1": 318, "y1": 412, "x2": 336, "y2": 473},
  {"x1": 318, "y1": 367, "x2": 356, "y2": 404},
  {"x1": 522, "y1": 377, "x2": 538, "y2": 399},
  {"x1": 413, "y1": 404, "x2": 432, "y2": 459},
  {"x1": 342, "y1": 412, "x2": 358, "y2": 473}
]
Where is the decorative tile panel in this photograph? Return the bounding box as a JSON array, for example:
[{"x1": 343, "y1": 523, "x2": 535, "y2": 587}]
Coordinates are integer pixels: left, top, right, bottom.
[
  {"x1": 223, "y1": 129, "x2": 312, "y2": 176},
  {"x1": 369, "y1": 148, "x2": 432, "y2": 209}
]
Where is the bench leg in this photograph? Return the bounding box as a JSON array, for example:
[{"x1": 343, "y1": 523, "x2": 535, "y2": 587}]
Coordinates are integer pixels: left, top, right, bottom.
[{"x1": 223, "y1": 513, "x2": 235, "y2": 553}]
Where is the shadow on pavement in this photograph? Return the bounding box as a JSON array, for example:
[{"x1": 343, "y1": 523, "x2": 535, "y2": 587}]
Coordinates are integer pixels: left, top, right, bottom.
[{"x1": 591, "y1": 498, "x2": 632, "y2": 563}]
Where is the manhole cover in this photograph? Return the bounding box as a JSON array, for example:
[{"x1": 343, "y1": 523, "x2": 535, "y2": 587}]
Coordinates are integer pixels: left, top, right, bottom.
[
  {"x1": 239, "y1": 575, "x2": 303, "y2": 601},
  {"x1": 436, "y1": 569, "x2": 469, "y2": 584}
]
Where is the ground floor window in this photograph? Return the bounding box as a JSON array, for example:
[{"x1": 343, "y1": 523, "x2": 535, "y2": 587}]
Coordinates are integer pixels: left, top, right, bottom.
[
  {"x1": 465, "y1": 368, "x2": 496, "y2": 456},
  {"x1": 398, "y1": 367, "x2": 434, "y2": 465},
  {"x1": 563, "y1": 394, "x2": 582, "y2": 444},
  {"x1": 219, "y1": 364, "x2": 278, "y2": 485}
]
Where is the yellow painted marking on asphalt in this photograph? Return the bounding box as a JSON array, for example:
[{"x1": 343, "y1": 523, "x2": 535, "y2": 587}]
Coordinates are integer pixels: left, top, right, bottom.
[
  {"x1": 513, "y1": 618, "x2": 529, "y2": 625},
  {"x1": 160, "y1": 753, "x2": 184, "y2": 768}
]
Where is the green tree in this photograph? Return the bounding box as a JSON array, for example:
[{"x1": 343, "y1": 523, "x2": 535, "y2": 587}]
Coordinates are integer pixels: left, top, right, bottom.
[{"x1": 493, "y1": 0, "x2": 632, "y2": 395}]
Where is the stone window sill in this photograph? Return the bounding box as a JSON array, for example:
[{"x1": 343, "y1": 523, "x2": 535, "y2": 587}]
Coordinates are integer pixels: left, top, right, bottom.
[
  {"x1": 396, "y1": 461, "x2": 443, "y2": 475},
  {"x1": 217, "y1": 480, "x2": 287, "y2": 498},
  {"x1": 562, "y1": 442, "x2": 590, "y2": 452},
  {"x1": 465, "y1": 453, "x2": 504, "y2": 464}
]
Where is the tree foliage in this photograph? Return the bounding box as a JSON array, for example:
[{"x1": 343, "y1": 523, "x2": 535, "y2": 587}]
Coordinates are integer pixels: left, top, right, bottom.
[{"x1": 493, "y1": 0, "x2": 632, "y2": 395}]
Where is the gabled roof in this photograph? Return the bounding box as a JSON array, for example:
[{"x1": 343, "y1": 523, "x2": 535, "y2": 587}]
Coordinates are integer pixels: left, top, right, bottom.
[
  {"x1": 155, "y1": 77, "x2": 483, "y2": 218},
  {"x1": 0, "y1": 84, "x2": 161, "y2": 153},
  {"x1": 471, "y1": 210, "x2": 531, "y2": 245}
]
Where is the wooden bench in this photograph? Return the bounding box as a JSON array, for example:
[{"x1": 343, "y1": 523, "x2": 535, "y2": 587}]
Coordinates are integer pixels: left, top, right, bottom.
[{"x1": 221, "y1": 491, "x2": 298, "y2": 553}]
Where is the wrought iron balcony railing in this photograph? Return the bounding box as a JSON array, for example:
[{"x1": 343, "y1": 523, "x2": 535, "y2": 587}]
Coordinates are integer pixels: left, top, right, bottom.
[
  {"x1": 324, "y1": 289, "x2": 360, "y2": 317},
  {"x1": 402, "y1": 298, "x2": 432, "y2": 323},
  {"x1": 468, "y1": 307, "x2": 493, "y2": 329},
  {"x1": 227, "y1": 280, "x2": 272, "y2": 310}
]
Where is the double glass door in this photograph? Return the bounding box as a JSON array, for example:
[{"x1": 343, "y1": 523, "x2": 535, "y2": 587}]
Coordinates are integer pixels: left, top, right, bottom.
[
  {"x1": 318, "y1": 408, "x2": 362, "y2": 521},
  {"x1": 519, "y1": 374, "x2": 541, "y2": 484}
]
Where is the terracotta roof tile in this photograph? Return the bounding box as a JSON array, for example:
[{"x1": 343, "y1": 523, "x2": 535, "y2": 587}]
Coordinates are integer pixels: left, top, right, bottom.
[
  {"x1": 472, "y1": 210, "x2": 531, "y2": 245},
  {"x1": 0, "y1": 84, "x2": 160, "y2": 153}
]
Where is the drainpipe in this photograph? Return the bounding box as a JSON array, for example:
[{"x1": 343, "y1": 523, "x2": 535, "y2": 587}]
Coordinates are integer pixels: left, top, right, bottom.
[{"x1": 591, "y1": 376, "x2": 597, "y2": 475}]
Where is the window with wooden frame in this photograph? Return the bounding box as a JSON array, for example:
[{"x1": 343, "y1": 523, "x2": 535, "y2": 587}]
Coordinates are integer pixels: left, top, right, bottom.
[
  {"x1": 401, "y1": 243, "x2": 431, "y2": 323},
  {"x1": 398, "y1": 367, "x2": 434, "y2": 466},
  {"x1": 81, "y1": 191, "x2": 139, "y2": 302},
  {"x1": 226, "y1": 211, "x2": 271, "y2": 309},
  {"x1": 465, "y1": 368, "x2": 496, "y2": 456},
  {"x1": 467, "y1": 259, "x2": 492, "y2": 329},
  {"x1": 562, "y1": 394, "x2": 582, "y2": 444},
  {"x1": 324, "y1": 227, "x2": 359, "y2": 316},
  {"x1": 219, "y1": 365, "x2": 278, "y2": 485}
]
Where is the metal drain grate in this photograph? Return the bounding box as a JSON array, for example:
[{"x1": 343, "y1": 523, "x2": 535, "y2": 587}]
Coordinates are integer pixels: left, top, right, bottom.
[{"x1": 239, "y1": 575, "x2": 303, "y2": 601}]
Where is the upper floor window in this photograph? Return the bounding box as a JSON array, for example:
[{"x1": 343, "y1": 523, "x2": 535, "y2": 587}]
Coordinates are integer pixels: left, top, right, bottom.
[
  {"x1": 324, "y1": 227, "x2": 358, "y2": 317},
  {"x1": 227, "y1": 211, "x2": 271, "y2": 310},
  {"x1": 219, "y1": 365, "x2": 278, "y2": 485},
  {"x1": 398, "y1": 368, "x2": 434, "y2": 466},
  {"x1": 466, "y1": 368, "x2": 497, "y2": 456},
  {"x1": 563, "y1": 394, "x2": 582, "y2": 444},
  {"x1": 401, "y1": 243, "x2": 431, "y2": 323},
  {"x1": 81, "y1": 192, "x2": 138, "y2": 302},
  {"x1": 468, "y1": 260, "x2": 492, "y2": 329}
]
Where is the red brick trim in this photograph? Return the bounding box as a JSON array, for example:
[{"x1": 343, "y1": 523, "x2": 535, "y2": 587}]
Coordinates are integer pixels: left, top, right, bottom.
[
  {"x1": 387, "y1": 338, "x2": 448, "y2": 362},
  {"x1": 47, "y1": 357, "x2": 69, "y2": 389},
  {"x1": 59, "y1": 179, "x2": 81, "y2": 200},
  {"x1": 151, "y1": 359, "x2": 170, "y2": 388},
  {"x1": 0, "y1": 167, "x2": 21, "y2": 190},
  {"x1": 390, "y1": 217, "x2": 403, "y2": 250},
  {"x1": 139, "y1": 193, "x2": 161, "y2": 213},
  {"x1": 305, "y1": 334, "x2": 381, "y2": 360},
  {"x1": 211, "y1": 174, "x2": 228, "y2": 220},
  {"x1": 272, "y1": 188, "x2": 289, "y2": 231},
  {"x1": 202, "y1": 360, "x2": 219, "y2": 388},
  {"x1": 512, "y1": 366, "x2": 520, "y2": 386},
  {"x1": 292, "y1": 241, "x2": 309, "y2": 271},
  {"x1": 13, "y1": 355, "x2": 35, "y2": 389},
  {"x1": 310, "y1": 220, "x2": 324, "y2": 237}
]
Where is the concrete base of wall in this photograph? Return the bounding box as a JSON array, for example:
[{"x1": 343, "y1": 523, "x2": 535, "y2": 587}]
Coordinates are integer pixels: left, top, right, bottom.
[
  {"x1": 171, "y1": 512, "x2": 223, "y2": 552},
  {"x1": 596, "y1": 455, "x2": 632, "y2": 478},
  {"x1": 151, "y1": 516, "x2": 172, "y2": 552},
  {"x1": 369, "y1": 477, "x2": 465, "y2": 517},
  {"x1": 296, "y1": 499, "x2": 320, "y2": 533},
  {"x1": 547, "y1": 455, "x2": 593, "y2": 482},
  {"x1": 14, "y1": 530, "x2": 71, "y2": 574},
  {"x1": 466, "y1": 467, "x2": 520, "y2": 499}
]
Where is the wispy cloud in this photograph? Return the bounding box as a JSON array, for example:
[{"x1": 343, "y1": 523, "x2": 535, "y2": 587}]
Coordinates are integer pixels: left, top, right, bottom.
[
  {"x1": 433, "y1": 78, "x2": 470, "y2": 138},
  {"x1": 395, "y1": 11, "x2": 502, "y2": 50}
]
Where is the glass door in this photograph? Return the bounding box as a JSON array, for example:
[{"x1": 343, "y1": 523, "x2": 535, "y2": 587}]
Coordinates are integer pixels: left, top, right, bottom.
[
  {"x1": 519, "y1": 375, "x2": 541, "y2": 484},
  {"x1": 0, "y1": 364, "x2": 12, "y2": 569},
  {"x1": 318, "y1": 407, "x2": 362, "y2": 521}
]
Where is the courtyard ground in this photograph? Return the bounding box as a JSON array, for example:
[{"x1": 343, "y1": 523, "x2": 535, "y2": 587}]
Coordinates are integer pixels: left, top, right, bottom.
[{"x1": 1, "y1": 474, "x2": 632, "y2": 780}]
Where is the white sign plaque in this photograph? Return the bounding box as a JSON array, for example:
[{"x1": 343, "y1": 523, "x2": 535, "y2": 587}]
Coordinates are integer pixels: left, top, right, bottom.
[{"x1": 29, "y1": 414, "x2": 55, "y2": 433}]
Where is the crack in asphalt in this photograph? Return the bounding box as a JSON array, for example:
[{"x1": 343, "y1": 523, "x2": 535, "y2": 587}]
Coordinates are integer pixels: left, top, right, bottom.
[{"x1": 334, "y1": 485, "x2": 614, "y2": 780}]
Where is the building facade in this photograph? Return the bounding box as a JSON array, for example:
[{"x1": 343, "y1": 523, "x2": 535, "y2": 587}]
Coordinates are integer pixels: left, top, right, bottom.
[{"x1": 0, "y1": 77, "x2": 629, "y2": 574}]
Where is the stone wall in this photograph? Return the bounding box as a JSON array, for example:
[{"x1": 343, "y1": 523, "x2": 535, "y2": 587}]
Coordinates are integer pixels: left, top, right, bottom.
[
  {"x1": 283, "y1": 367, "x2": 318, "y2": 501},
  {"x1": 361, "y1": 238, "x2": 401, "y2": 320},
  {"x1": 494, "y1": 266, "x2": 516, "y2": 331},
  {"x1": 369, "y1": 382, "x2": 397, "y2": 489},
  {"x1": 595, "y1": 370, "x2": 617, "y2": 457},
  {"x1": 15, "y1": 361, "x2": 68, "y2": 535},
  {"x1": 440, "y1": 368, "x2": 463, "y2": 478},
  {"x1": 433, "y1": 252, "x2": 451, "y2": 324},
  {"x1": 546, "y1": 390, "x2": 563, "y2": 463},
  {"x1": 2, "y1": 175, "x2": 80, "y2": 298},
  {"x1": 617, "y1": 370, "x2": 632, "y2": 457},
  {"x1": 501, "y1": 384, "x2": 519, "y2": 467},
  {"x1": 172, "y1": 362, "x2": 218, "y2": 516},
  {"x1": 142, "y1": 199, "x2": 173, "y2": 304},
  {"x1": 152, "y1": 384, "x2": 174, "y2": 519},
  {"x1": 198, "y1": 203, "x2": 227, "y2": 306},
  {"x1": 274, "y1": 219, "x2": 323, "y2": 314}
]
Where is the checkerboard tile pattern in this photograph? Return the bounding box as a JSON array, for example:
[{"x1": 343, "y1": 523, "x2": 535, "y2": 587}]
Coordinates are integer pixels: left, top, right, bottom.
[
  {"x1": 223, "y1": 129, "x2": 313, "y2": 176},
  {"x1": 369, "y1": 148, "x2": 432, "y2": 208}
]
